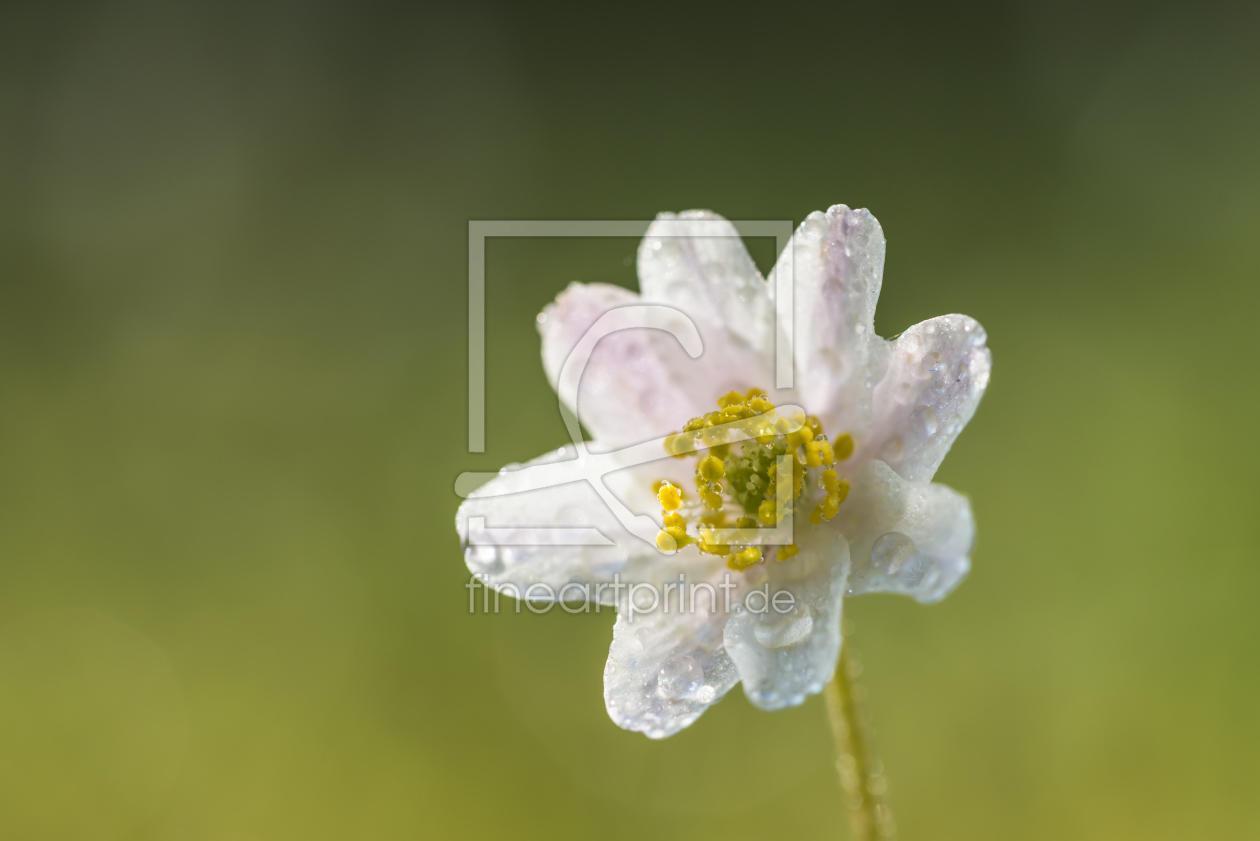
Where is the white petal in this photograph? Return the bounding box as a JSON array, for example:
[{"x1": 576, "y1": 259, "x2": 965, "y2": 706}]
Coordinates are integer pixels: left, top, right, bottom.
[
  {"x1": 723, "y1": 534, "x2": 849, "y2": 710},
  {"x1": 538, "y1": 282, "x2": 713, "y2": 447},
  {"x1": 637, "y1": 210, "x2": 774, "y2": 352},
  {"x1": 865, "y1": 314, "x2": 992, "y2": 481},
  {"x1": 768, "y1": 205, "x2": 888, "y2": 439},
  {"x1": 604, "y1": 574, "x2": 741, "y2": 739},
  {"x1": 456, "y1": 446, "x2": 689, "y2": 601},
  {"x1": 834, "y1": 460, "x2": 974, "y2": 603},
  {"x1": 637, "y1": 210, "x2": 777, "y2": 395}
]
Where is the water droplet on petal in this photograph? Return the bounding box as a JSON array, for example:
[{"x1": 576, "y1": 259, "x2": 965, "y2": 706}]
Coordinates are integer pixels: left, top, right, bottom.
[
  {"x1": 920, "y1": 352, "x2": 941, "y2": 373},
  {"x1": 871, "y1": 532, "x2": 917, "y2": 574},
  {"x1": 694, "y1": 684, "x2": 717, "y2": 703},
  {"x1": 657, "y1": 656, "x2": 704, "y2": 699},
  {"x1": 909, "y1": 406, "x2": 938, "y2": 437},
  {"x1": 467, "y1": 544, "x2": 504, "y2": 573},
  {"x1": 754, "y1": 609, "x2": 814, "y2": 649}
]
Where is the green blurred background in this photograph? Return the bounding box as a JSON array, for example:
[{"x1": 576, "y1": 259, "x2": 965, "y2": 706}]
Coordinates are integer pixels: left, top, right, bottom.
[{"x1": 1, "y1": 1, "x2": 1258, "y2": 838}]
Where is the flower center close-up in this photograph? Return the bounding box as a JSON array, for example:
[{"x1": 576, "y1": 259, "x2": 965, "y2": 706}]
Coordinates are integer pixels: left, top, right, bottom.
[{"x1": 653, "y1": 387, "x2": 854, "y2": 570}]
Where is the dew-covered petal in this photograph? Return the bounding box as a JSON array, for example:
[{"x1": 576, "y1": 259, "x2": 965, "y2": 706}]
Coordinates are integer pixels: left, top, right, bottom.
[
  {"x1": 833, "y1": 460, "x2": 974, "y2": 603},
  {"x1": 865, "y1": 314, "x2": 992, "y2": 481},
  {"x1": 637, "y1": 210, "x2": 775, "y2": 355},
  {"x1": 767, "y1": 206, "x2": 888, "y2": 440},
  {"x1": 604, "y1": 574, "x2": 741, "y2": 738},
  {"x1": 456, "y1": 446, "x2": 690, "y2": 602},
  {"x1": 538, "y1": 282, "x2": 717, "y2": 447},
  {"x1": 723, "y1": 533, "x2": 849, "y2": 710},
  {"x1": 636, "y1": 211, "x2": 776, "y2": 397}
]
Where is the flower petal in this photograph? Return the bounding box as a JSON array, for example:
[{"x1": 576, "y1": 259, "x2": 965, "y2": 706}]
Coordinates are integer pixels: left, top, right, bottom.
[
  {"x1": 768, "y1": 205, "x2": 888, "y2": 439},
  {"x1": 723, "y1": 534, "x2": 849, "y2": 710},
  {"x1": 636, "y1": 211, "x2": 776, "y2": 396},
  {"x1": 604, "y1": 574, "x2": 741, "y2": 738},
  {"x1": 538, "y1": 282, "x2": 714, "y2": 447},
  {"x1": 865, "y1": 314, "x2": 992, "y2": 481},
  {"x1": 637, "y1": 210, "x2": 775, "y2": 352},
  {"x1": 833, "y1": 460, "x2": 974, "y2": 603},
  {"x1": 456, "y1": 446, "x2": 688, "y2": 601}
]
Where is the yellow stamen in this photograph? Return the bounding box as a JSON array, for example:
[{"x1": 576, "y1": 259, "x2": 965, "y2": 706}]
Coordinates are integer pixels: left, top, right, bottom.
[
  {"x1": 757, "y1": 499, "x2": 780, "y2": 525},
  {"x1": 697, "y1": 529, "x2": 731, "y2": 556},
  {"x1": 833, "y1": 432, "x2": 854, "y2": 461},
  {"x1": 728, "y1": 546, "x2": 762, "y2": 570},
  {"x1": 822, "y1": 468, "x2": 840, "y2": 494},
  {"x1": 657, "y1": 482, "x2": 682, "y2": 511},
  {"x1": 649, "y1": 384, "x2": 855, "y2": 568},
  {"x1": 777, "y1": 543, "x2": 800, "y2": 562},
  {"x1": 697, "y1": 455, "x2": 725, "y2": 481}
]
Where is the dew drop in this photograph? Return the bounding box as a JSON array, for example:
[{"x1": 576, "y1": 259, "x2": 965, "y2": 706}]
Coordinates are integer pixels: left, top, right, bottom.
[
  {"x1": 657, "y1": 656, "x2": 704, "y2": 699},
  {"x1": 694, "y1": 684, "x2": 717, "y2": 703},
  {"x1": 536, "y1": 312, "x2": 548, "y2": 324},
  {"x1": 871, "y1": 532, "x2": 917, "y2": 574},
  {"x1": 920, "y1": 352, "x2": 941, "y2": 373},
  {"x1": 909, "y1": 406, "x2": 938, "y2": 437},
  {"x1": 754, "y1": 610, "x2": 814, "y2": 649},
  {"x1": 467, "y1": 544, "x2": 504, "y2": 573}
]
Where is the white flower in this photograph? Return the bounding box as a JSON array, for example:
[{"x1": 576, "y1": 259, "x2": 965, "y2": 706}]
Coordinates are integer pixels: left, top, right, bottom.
[{"x1": 456, "y1": 205, "x2": 991, "y2": 738}]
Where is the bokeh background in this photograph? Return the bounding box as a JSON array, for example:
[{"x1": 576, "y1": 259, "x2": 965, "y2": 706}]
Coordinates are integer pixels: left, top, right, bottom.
[{"x1": 2, "y1": 1, "x2": 1258, "y2": 839}]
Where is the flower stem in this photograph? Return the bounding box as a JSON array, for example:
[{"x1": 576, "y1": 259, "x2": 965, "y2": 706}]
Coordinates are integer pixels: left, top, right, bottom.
[{"x1": 824, "y1": 635, "x2": 895, "y2": 840}]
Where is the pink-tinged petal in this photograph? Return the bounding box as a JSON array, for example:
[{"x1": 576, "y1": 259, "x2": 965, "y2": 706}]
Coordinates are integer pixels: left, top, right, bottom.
[
  {"x1": 637, "y1": 210, "x2": 775, "y2": 355},
  {"x1": 865, "y1": 314, "x2": 992, "y2": 482},
  {"x1": 723, "y1": 534, "x2": 849, "y2": 710},
  {"x1": 637, "y1": 210, "x2": 777, "y2": 397},
  {"x1": 538, "y1": 282, "x2": 713, "y2": 447},
  {"x1": 604, "y1": 572, "x2": 741, "y2": 738},
  {"x1": 768, "y1": 206, "x2": 888, "y2": 439},
  {"x1": 833, "y1": 460, "x2": 974, "y2": 604}
]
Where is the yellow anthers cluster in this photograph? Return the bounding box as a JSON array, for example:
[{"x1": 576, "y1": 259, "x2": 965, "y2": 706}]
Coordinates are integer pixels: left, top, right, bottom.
[
  {"x1": 655, "y1": 490, "x2": 696, "y2": 553},
  {"x1": 653, "y1": 386, "x2": 855, "y2": 569},
  {"x1": 809, "y1": 471, "x2": 850, "y2": 525},
  {"x1": 822, "y1": 468, "x2": 841, "y2": 494},
  {"x1": 697, "y1": 527, "x2": 730, "y2": 556},
  {"x1": 728, "y1": 546, "x2": 762, "y2": 571},
  {"x1": 776, "y1": 543, "x2": 800, "y2": 562},
  {"x1": 748, "y1": 395, "x2": 775, "y2": 415},
  {"x1": 786, "y1": 422, "x2": 814, "y2": 450}
]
